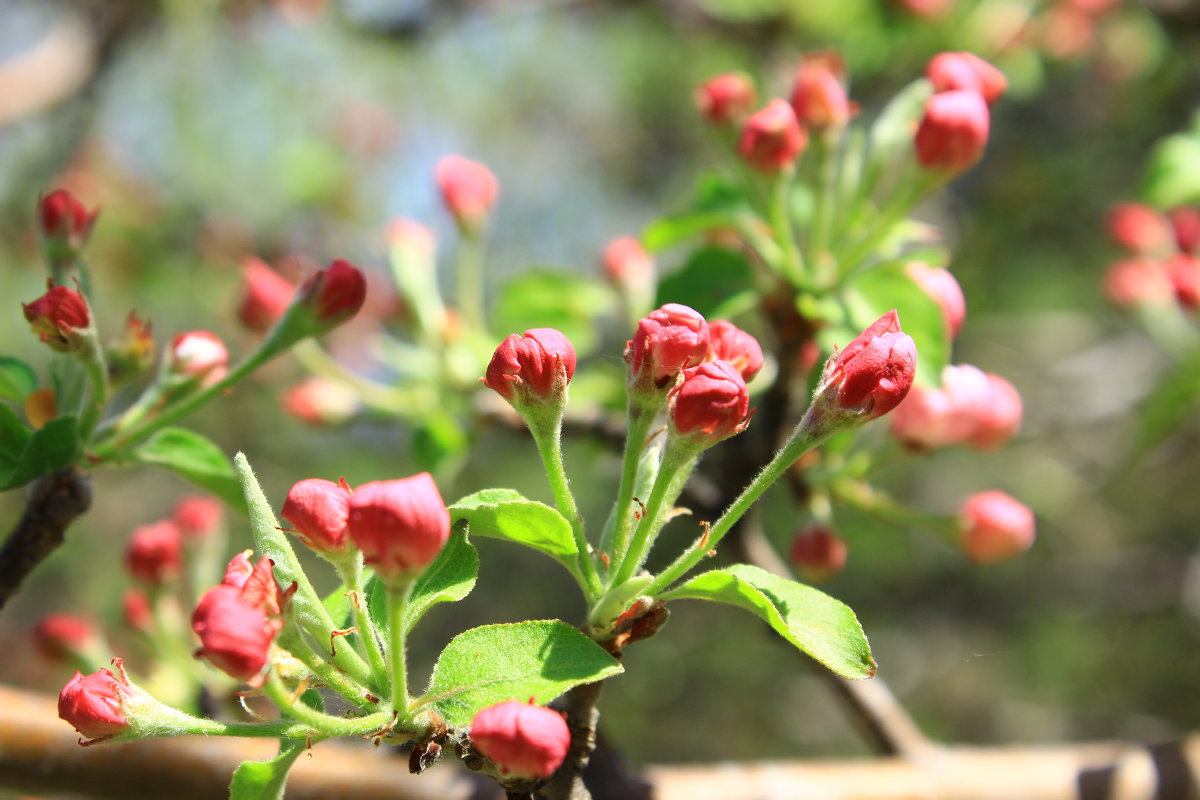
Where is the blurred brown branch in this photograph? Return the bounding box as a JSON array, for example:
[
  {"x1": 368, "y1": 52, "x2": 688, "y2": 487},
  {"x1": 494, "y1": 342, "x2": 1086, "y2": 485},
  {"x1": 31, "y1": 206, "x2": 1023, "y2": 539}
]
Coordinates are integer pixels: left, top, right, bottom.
[{"x1": 0, "y1": 468, "x2": 91, "y2": 611}]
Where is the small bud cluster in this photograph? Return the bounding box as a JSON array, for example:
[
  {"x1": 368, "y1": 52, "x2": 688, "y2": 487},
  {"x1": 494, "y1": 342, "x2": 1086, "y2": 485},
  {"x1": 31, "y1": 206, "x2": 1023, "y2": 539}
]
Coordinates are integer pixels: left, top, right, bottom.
[
  {"x1": 915, "y1": 51, "x2": 1004, "y2": 173},
  {"x1": 890, "y1": 364, "x2": 1022, "y2": 451},
  {"x1": 1102, "y1": 202, "x2": 1200, "y2": 310}
]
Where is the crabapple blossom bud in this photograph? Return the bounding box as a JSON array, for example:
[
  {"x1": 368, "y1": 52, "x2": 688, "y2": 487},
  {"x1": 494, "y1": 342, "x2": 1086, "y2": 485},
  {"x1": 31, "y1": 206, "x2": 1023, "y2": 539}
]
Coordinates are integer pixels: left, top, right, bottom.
[
  {"x1": 23, "y1": 284, "x2": 91, "y2": 353},
  {"x1": 106, "y1": 312, "x2": 155, "y2": 384},
  {"x1": 1169, "y1": 206, "x2": 1200, "y2": 254},
  {"x1": 914, "y1": 90, "x2": 990, "y2": 172},
  {"x1": 738, "y1": 99, "x2": 808, "y2": 173},
  {"x1": 38, "y1": 189, "x2": 98, "y2": 257},
  {"x1": 219, "y1": 553, "x2": 291, "y2": 618},
  {"x1": 626, "y1": 303, "x2": 710, "y2": 394},
  {"x1": 907, "y1": 262, "x2": 966, "y2": 338},
  {"x1": 172, "y1": 496, "x2": 223, "y2": 541},
  {"x1": 826, "y1": 311, "x2": 917, "y2": 418},
  {"x1": 1103, "y1": 258, "x2": 1174, "y2": 307},
  {"x1": 1106, "y1": 203, "x2": 1173, "y2": 254},
  {"x1": 891, "y1": 364, "x2": 1020, "y2": 450},
  {"x1": 124, "y1": 521, "x2": 183, "y2": 586},
  {"x1": 706, "y1": 320, "x2": 764, "y2": 382},
  {"x1": 238, "y1": 257, "x2": 296, "y2": 333},
  {"x1": 789, "y1": 52, "x2": 853, "y2": 131},
  {"x1": 169, "y1": 331, "x2": 229, "y2": 383},
  {"x1": 470, "y1": 700, "x2": 571, "y2": 779},
  {"x1": 968, "y1": 373, "x2": 1023, "y2": 450},
  {"x1": 283, "y1": 378, "x2": 360, "y2": 426},
  {"x1": 668, "y1": 361, "x2": 752, "y2": 446},
  {"x1": 925, "y1": 52, "x2": 1007, "y2": 105},
  {"x1": 123, "y1": 590, "x2": 152, "y2": 632},
  {"x1": 602, "y1": 237, "x2": 654, "y2": 289},
  {"x1": 34, "y1": 615, "x2": 96, "y2": 663},
  {"x1": 789, "y1": 526, "x2": 847, "y2": 581},
  {"x1": 293, "y1": 259, "x2": 367, "y2": 331},
  {"x1": 694, "y1": 72, "x2": 757, "y2": 125},
  {"x1": 483, "y1": 328, "x2": 576, "y2": 409},
  {"x1": 347, "y1": 473, "x2": 450, "y2": 583},
  {"x1": 282, "y1": 478, "x2": 353, "y2": 556},
  {"x1": 960, "y1": 491, "x2": 1035, "y2": 563},
  {"x1": 1167, "y1": 254, "x2": 1200, "y2": 309},
  {"x1": 436, "y1": 155, "x2": 499, "y2": 232},
  {"x1": 192, "y1": 586, "x2": 281, "y2": 681},
  {"x1": 58, "y1": 665, "x2": 130, "y2": 743}
]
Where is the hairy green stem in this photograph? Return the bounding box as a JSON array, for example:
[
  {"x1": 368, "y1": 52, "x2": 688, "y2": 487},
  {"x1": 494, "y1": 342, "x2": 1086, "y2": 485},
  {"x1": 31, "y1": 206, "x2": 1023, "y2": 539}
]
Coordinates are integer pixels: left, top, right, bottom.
[
  {"x1": 334, "y1": 554, "x2": 390, "y2": 691},
  {"x1": 455, "y1": 230, "x2": 487, "y2": 333},
  {"x1": 602, "y1": 402, "x2": 657, "y2": 574},
  {"x1": 276, "y1": 628, "x2": 380, "y2": 710},
  {"x1": 261, "y1": 674, "x2": 395, "y2": 739},
  {"x1": 610, "y1": 440, "x2": 699, "y2": 587},
  {"x1": 77, "y1": 336, "x2": 109, "y2": 440},
  {"x1": 386, "y1": 579, "x2": 415, "y2": 719},
  {"x1": 769, "y1": 170, "x2": 806, "y2": 286}
]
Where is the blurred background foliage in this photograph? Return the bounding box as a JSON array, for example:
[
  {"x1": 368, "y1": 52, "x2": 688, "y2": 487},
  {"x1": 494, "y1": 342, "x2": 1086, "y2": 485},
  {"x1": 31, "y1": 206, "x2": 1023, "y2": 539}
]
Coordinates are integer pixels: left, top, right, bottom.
[{"x1": 1, "y1": 0, "x2": 1199, "y2": 775}]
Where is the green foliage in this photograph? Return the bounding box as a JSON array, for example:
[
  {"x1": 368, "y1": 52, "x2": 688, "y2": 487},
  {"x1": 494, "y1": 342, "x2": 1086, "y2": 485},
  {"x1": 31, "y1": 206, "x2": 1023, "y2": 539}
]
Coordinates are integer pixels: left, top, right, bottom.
[
  {"x1": 664, "y1": 564, "x2": 875, "y2": 680},
  {"x1": 493, "y1": 270, "x2": 613, "y2": 355},
  {"x1": 1133, "y1": 348, "x2": 1200, "y2": 458},
  {"x1": 229, "y1": 740, "x2": 307, "y2": 800},
  {"x1": 656, "y1": 246, "x2": 757, "y2": 319},
  {"x1": 642, "y1": 175, "x2": 751, "y2": 253},
  {"x1": 450, "y1": 489, "x2": 578, "y2": 571},
  {"x1": 0, "y1": 356, "x2": 37, "y2": 405},
  {"x1": 130, "y1": 428, "x2": 247, "y2": 513},
  {"x1": 360, "y1": 528, "x2": 479, "y2": 637},
  {"x1": 0, "y1": 405, "x2": 80, "y2": 491},
  {"x1": 1141, "y1": 130, "x2": 1200, "y2": 209},
  {"x1": 418, "y1": 620, "x2": 623, "y2": 727}
]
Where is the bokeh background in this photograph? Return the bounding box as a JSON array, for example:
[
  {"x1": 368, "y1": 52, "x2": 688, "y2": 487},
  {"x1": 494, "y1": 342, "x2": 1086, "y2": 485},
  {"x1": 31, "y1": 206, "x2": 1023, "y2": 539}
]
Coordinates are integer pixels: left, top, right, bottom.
[{"x1": 2, "y1": 0, "x2": 1199, "y2": 784}]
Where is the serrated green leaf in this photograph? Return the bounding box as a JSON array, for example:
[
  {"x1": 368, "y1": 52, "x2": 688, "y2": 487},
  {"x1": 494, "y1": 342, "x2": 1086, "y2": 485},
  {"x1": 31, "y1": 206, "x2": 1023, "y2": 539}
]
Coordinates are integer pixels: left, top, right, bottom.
[
  {"x1": 229, "y1": 740, "x2": 306, "y2": 800},
  {"x1": 845, "y1": 264, "x2": 948, "y2": 387},
  {"x1": 131, "y1": 428, "x2": 247, "y2": 513},
  {"x1": 449, "y1": 492, "x2": 576, "y2": 569},
  {"x1": 493, "y1": 270, "x2": 613, "y2": 355},
  {"x1": 0, "y1": 357, "x2": 37, "y2": 405},
  {"x1": 418, "y1": 620, "x2": 623, "y2": 727},
  {"x1": 403, "y1": 527, "x2": 478, "y2": 633},
  {"x1": 664, "y1": 564, "x2": 875, "y2": 679},
  {"x1": 0, "y1": 411, "x2": 80, "y2": 491},
  {"x1": 656, "y1": 246, "x2": 757, "y2": 319}
]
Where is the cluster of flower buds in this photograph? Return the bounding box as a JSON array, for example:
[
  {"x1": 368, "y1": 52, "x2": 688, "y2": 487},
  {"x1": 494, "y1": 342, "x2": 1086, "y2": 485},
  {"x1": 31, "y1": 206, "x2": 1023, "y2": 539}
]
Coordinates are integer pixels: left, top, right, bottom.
[
  {"x1": 915, "y1": 51, "x2": 1003, "y2": 173},
  {"x1": 1103, "y1": 202, "x2": 1200, "y2": 310},
  {"x1": 890, "y1": 364, "x2": 1022, "y2": 451}
]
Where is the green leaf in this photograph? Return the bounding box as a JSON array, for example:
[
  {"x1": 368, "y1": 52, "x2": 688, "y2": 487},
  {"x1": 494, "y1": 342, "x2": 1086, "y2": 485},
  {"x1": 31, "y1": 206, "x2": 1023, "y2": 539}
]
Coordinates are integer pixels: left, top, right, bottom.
[
  {"x1": 866, "y1": 78, "x2": 931, "y2": 173},
  {"x1": 0, "y1": 357, "x2": 37, "y2": 405},
  {"x1": 493, "y1": 270, "x2": 613, "y2": 355},
  {"x1": 656, "y1": 246, "x2": 757, "y2": 319},
  {"x1": 449, "y1": 491, "x2": 577, "y2": 570},
  {"x1": 403, "y1": 527, "x2": 478, "y2": 633},
  {"x1": 642, "y1": 176, "x2": 750, "y2": 252},
  {"x1": 130, "y1": 428, "x2": 247, "y2": 513},
  {"x1": 845, "y1": 264, "x2": 948, "y2": 387},
  {"x1": 1141, "y1": 131, "x2": 1200, "y2": 209},
  {"x1": 229, "y1": 740, "x2": 306, "y2": 800},
  {"x1": 322, "y1": 582, "x2": 353, "y2": 629},
  {"x1": 0, "y1": 409, "x2": 80, "y2": 492},
  {"x1": 419, "y1": 620, "x2": 623, "y2": 727},
  {"x1": 664, "y1": 564, "x2": 875, "y2": 679},
  {"x1": 1132, "y1": 348, "x2": 1200, "y2": 458}
]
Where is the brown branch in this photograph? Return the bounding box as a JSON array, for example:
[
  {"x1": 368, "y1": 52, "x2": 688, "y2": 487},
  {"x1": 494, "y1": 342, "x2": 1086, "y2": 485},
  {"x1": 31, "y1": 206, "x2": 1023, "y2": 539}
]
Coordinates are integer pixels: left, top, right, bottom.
[
  {"x1": 0, "y1": 467, "x2": 92, "y2": 611},
  {"x1": 537, "y1": 681, "x2": 604, "y2": 800}
]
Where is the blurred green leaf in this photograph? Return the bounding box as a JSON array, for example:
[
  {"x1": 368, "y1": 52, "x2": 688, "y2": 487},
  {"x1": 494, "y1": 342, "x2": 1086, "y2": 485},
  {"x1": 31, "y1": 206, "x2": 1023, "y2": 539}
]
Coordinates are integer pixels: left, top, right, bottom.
[
  {"x1": 493, "y1": 270, "x2": 612, "y2": 355},
  {"x1": 419, "y1": 620, "x2": 623, "y2": 727},
  {"x1": 449, "y1": 491, "x2": 577, "y2": 570},
  {"x1": 229, "y1": 740, "x2": 306, "y2": 800},
  {"x1": 644, "y1": 175, "x2": 752, "y2": 252},
  {"x1": 656, "y1": 246, "x2": 757, "y2": 318},
  {"x1": 0, "y1": 409, "x2": 79, "y2": 491},
  {"x1": 1141, "y1": 132, "x2": 1200, "y2": 209},
  {"x1": 0, "y1": 357, "x2": 37, "y2": 405},
  {"x1": 0, "y1": 405, "x2": 32, "y2": 466},
  {"x1": 867, "y1": 78, "x2": 931, "y2": 173},
  {"x1": 664, "y1": 564, "x2": 875, "y2": 679},
  {"x1": 845, "y1": 264, "x2": 948, "y2": 386},
  {"x1": 131, "y1": 428, "x2": 247, "y2": 513},
  {"x1": 1133, "y1": 349, "x2": 1200, "y2": 458},
  {"x1": 322, "y1": 581, "x2": 353, "y2": 630}
]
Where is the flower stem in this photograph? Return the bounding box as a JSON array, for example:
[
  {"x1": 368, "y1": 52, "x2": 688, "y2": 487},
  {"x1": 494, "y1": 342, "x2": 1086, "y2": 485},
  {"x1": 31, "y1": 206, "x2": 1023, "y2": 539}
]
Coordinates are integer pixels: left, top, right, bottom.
[
  {"x1": 77, "y1": 335, "x2": 109, "y2": 441},
  {"x1": 386, "y1": 579, "x2": 415, "y2": 720},
  {"x1": 769, "y1": 169, "x2": 806, "y2": 286},
  {"x1": 276, "y1": 627, "x2": 380, "y2": 710},
  {"x1": 334, "y1": 553, "x2": 390, "y2": 691},
  {"x1": 262, "y1": 673, "x2": 397, "y2": 739},
  {"x1": 291, "y1": 339, "x2": 424, "y2": 415},
  {"x1": 602, "y1": 401, "x2": 657, "y2": 572},
  {"x1": 610, "y1": 439, "x2": 699, "y2": 587},
  {"x1": 455, "y1": 229, "x2": 486, "y2": 333}
]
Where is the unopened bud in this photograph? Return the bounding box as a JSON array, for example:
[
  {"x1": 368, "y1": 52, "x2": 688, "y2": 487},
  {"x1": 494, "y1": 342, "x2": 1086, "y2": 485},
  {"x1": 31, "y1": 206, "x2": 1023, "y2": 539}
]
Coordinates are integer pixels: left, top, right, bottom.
[
  {"x1": 914, "y1": 90, "x2": 990, "y2": 172},
  {"x1": 694, "y1": 72, "x2": 757, "y2": 125},
  {"x1": 960, "y1": 491, "x2": 1035, "y2": 563},
  {"x1": 107, "y1": 312, "x2": 155, "y2": 384},
  {"x1": 34, "y1": 615, "x2": 97, "y2": 663},
  {"x1": 738, "y1": 99, "x2": 807, "y2": 173},
  {"x1": 1169, "y1": 206, "x2": 1200, "y2": 254},
  {"x1": 23, "y1": 283, "x2": 92, "y2": 353},
  {"x1": 788, "y1": 526, "x2": 847, "y2": 581},
  {"x1": 625, "y1": 303, "x2": 710, "y2": 396},
  {"x1": 168, "y1": 331, "x2": 229, "y2": 384},
  {"x1": 37, "y1": 189, "x2": 98, "y2": 263},
  {"x1": 1107, "y1": 203, "x2": 1173, "y2": 255},
  {"x1": 282, "y1": 478, "x2": 353, "y2": 556},
  {"x1": 482, "y1": 328, "x2": 576, "y2": 412},
  {"x1": 906, "y1": 262, "x2": 966, "y2": 338},
  {"x1": 58, "y1": 663, "x2": 133, "y2": 744},
  {"x1": 283, "y1": 378, "x2": 360, "y2": 426},
  {"x1": 668, "y1": 361, "x2": 752, "y2": 447},
  {"x1": 925, "y1": 52, "x2": 1007, "y2": 105},
  {"x1": 470, "y1": 699, "x2": 571, "y2": 780},
  {"x1": 1103, "y1": 258, "x2": 1174, "y2": 308},
  {"x1": 347, "y1": 474, "x2": 450, "y2": 584},
  {"x1": 172, "y1": 495, "x2": 223, "y2": 541},
  {"x1": 706, "y1": 320, "x2": 764, "y2": 382},
  {"x1": 238, "y1": 257, "x2": 296, "y2": 334},
  {"x1": 790, "y1": 52, "x2": 853, "y2": 131},
  {"x1": 436, "y1": 155, "x2": 499, "y2": 232}
]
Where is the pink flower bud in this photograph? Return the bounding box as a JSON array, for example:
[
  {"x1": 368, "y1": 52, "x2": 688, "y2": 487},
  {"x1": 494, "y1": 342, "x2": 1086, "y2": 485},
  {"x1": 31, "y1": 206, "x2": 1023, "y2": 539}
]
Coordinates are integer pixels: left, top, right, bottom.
[
  {"x1": 59, "y1": 665, "x2": 130, "y2": 743},
  {"x1": 219, "y1": 552, "x2": 291, "y2": 618},
  {"x1": 470, "y1": 700, "x2": 571, "y2": 779},
  {"x1": 827, "y1": 311, "x2": 917, "y2": 418},
  {"x1": 483, "y1": 328, "x2": 577, "y2": 407},
  {"x1": 1106, "y1": 203, "x2": 1173, "y2": 255},
  {"x1": 706, "y1": 320, "x2": 764, "y2": 382},
  {"x1": 967, "y1": 373, "x2": 1023, "y2": 450},
  {"x1": 33, "y1": 615, "x2": 96, "y2": 663},
  {"x1": 192, "y1": 585, "x2": 281, "y2": 681},
  {"x1": 23, "y1": 283, "x2": 91, "y2": 353},
  {"x1": 626, "y1": 303, "x2": 710, "y2": 392},
  {"x1": 387, "y1": 218, "x2": 437, "y2": 259},
  {"x1": 283, "y1": 378, "x2": 360, "y2": 426},
  {"x1": 123, "y1": 590, "x2": 152, "y2": 632},
  {"x1": 788, "y1": 526, "x2": 847, "y2": 581},
  {"x1": 436, "y1": 155, "x2": 499, "y2": 231},
  {"x1": 238, "y1": 257, "x2": 296, "y2": 333},
  {"x1": 895, "y1": 0, "x2": 955, "y2": 18},
  {"x1": 1167, "y1": 254, "x2": 1200, "y2": 309},
  {"x1": 738, "y1": 99, "x2": 808, "y2": 173},
  {"x1": 1169, "y1": 206, "x2": 1200, "y2": 254},
  {"x1": 601, "y1": 236, "x2": 654, "y2": 288},
  {"x1": 282, "y1": 478, "x2": 353, "y2": 555},
  {"x1": 906, "y1": 262, "x2": 966, "y2": 338},
  {"x1": 694, "y1": 72, "x2": 757, "y2": 125},
  {"x1": 914, "y1": 90, "x2": 990, "y2": 172},
  {"x1": 124, "y1": 521, "x2": 183, "y2": 586},
  {"x1": 668, "y1": 361, "x2": 752, "y2": 444},
  {"x1": 891, "y1": 364, "x2": 1020, "y2": 450},
  {"x1": 294, "y1": 259, "x2": 367, "y2": 329},
  {"x1": 789, "y1": 52, "x2": 853, "y2": 131},
  {"x1": 960, "y1": 491, "x2": 1035, "y2": 563},
  {"x1": 172, "y1": 495, "x2": 223, "y2": 541},
  {"x1": 925, "y1": 52, "x2": 1007, "y2": 105},
  {"x1": 169, "y1": 331, "x2": 229, "y2": 382},
  {"x1": 347, "y1": 474, "x2": 451, "y2": 582},
  {"x1": 38, "y1": 189, "x2": 98, "y2": 249},
  {"x1": 1103, "y1": 258, "x2": 1174, "y2": 308}
]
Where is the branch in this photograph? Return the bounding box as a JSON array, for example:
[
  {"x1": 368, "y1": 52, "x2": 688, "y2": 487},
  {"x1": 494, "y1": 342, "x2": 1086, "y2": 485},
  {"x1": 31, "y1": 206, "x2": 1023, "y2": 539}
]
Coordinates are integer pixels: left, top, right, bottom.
[{"x1": 0, "y1": 467, "x2": 92, "y2": 611}]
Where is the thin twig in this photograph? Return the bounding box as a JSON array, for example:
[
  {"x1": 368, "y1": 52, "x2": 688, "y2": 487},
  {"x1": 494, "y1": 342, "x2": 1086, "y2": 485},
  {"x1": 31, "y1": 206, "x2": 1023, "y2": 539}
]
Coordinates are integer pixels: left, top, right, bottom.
[{"x1": 0, "y1": 467, "x2": 91, "y2": 611}]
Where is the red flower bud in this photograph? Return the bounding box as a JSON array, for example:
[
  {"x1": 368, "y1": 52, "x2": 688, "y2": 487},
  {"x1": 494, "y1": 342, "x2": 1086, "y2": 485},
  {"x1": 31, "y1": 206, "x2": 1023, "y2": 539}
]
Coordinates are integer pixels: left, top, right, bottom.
[
  {"x1": 626, "y1": 303, "x2": 710, "y2": 392},
  {"x1": 1103, "y1": 257, "x2": 1174, "y2": 308},
  {"x1": 827, "y1": 311, "x2": 916, "y2": 418},
  {"x1": 192, "y1": 585, "x2": 281, "y2": 681},
  {"x1": 123, "y1": 590, "x2": 152, "y2": 632},
  {"x1": 669, "y1": 361, "x2": 751, "y2": 445},
  {"x1": 295, "y1": 259, "x2": 367, "y2": 329},
  {"x1": 1106, "y1": 203, "x2": 1173, "y2": 255},
  {"x1": 925, "y1": 52, "x2": 1007, "y2": 105},
  {"x1": 283, "y1": 378, "x2": 359, "y2": 426},
  {"x1": 694, "y1": 72, "x2": 757, "y2": 125},
  {"x1": 282, "y1": 478, "x2": 353, "y2": 555},
  {"x1": 1167, "y1": 254, "x2": 1200, "y2": 309},
  {"x1": 169, "y1": 331, "x2": 229, "y2": 382},
  {"x1": 914, "y1": 90, "x2": 990, "y2": 172},
  {"x1": 38, "y1": 189, "x2": 98, "y2": 248},
  {"x1": 219, "y1": 552, "x2": 290, "y2": 618},
  {"x1": 172, "y1": 495, "x2": 223, "y2": 541},
  {"x1": 906, "y1": 262, "x2": 966, "y2": 338},
  {"x1": 788, "y1": 526, "x2": 847, "y2": 581},
  {"x1": 124, "y1": 521, "x2": 183, "y2": 586},
  {"x1": 967, "y1": 373, "x2": 1023, "y2": 450},
  {"x1": 601, "y1": 237, "x2": 654, "y2": 288},
  {"x1": 960, "y1": 491, "x2": 1035, "y2": 563},
  {"x1": 34, "y1": 615, "x2": 96, "y2": 663},
  {"x1": 347, "y1": 474, "x2": 450, "y2": 582},
  {"x1": 895, "y1": 0, "x2": 955, "y2": 18},
  {"x1": 23, "y1": 283, "x2": 91, "y2": 353},
  {"x1": 436, "y1": 155, "x2": 499, "y2": 231},
  {"x1": 738, "y1": 99, "x2": 808, "y2": 173},
  {"x1": 470, "y1": 700, "x2": 571, "y2": 779},
  {"x1": 238, "y1": 257, "x2": 296, "y2": 333},
  {"x1": 483, "y1": 328, "x2": 576, "y2": 406},
  {"x1": 891, "y1": 364, "x2": 1020, "y2": 450},
  {"x1": 706, "y1": 320, "x2": 764, "y2": 382},
  {"x1": 1169, "y1": 206, "x2": 1200, "y2": 254},
  {"x1": 789, "y1": 52, "x2": 853, "y2": 131},
  {"x1": 59, "y1": 664, "x2": 130, "y2": 743}
]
